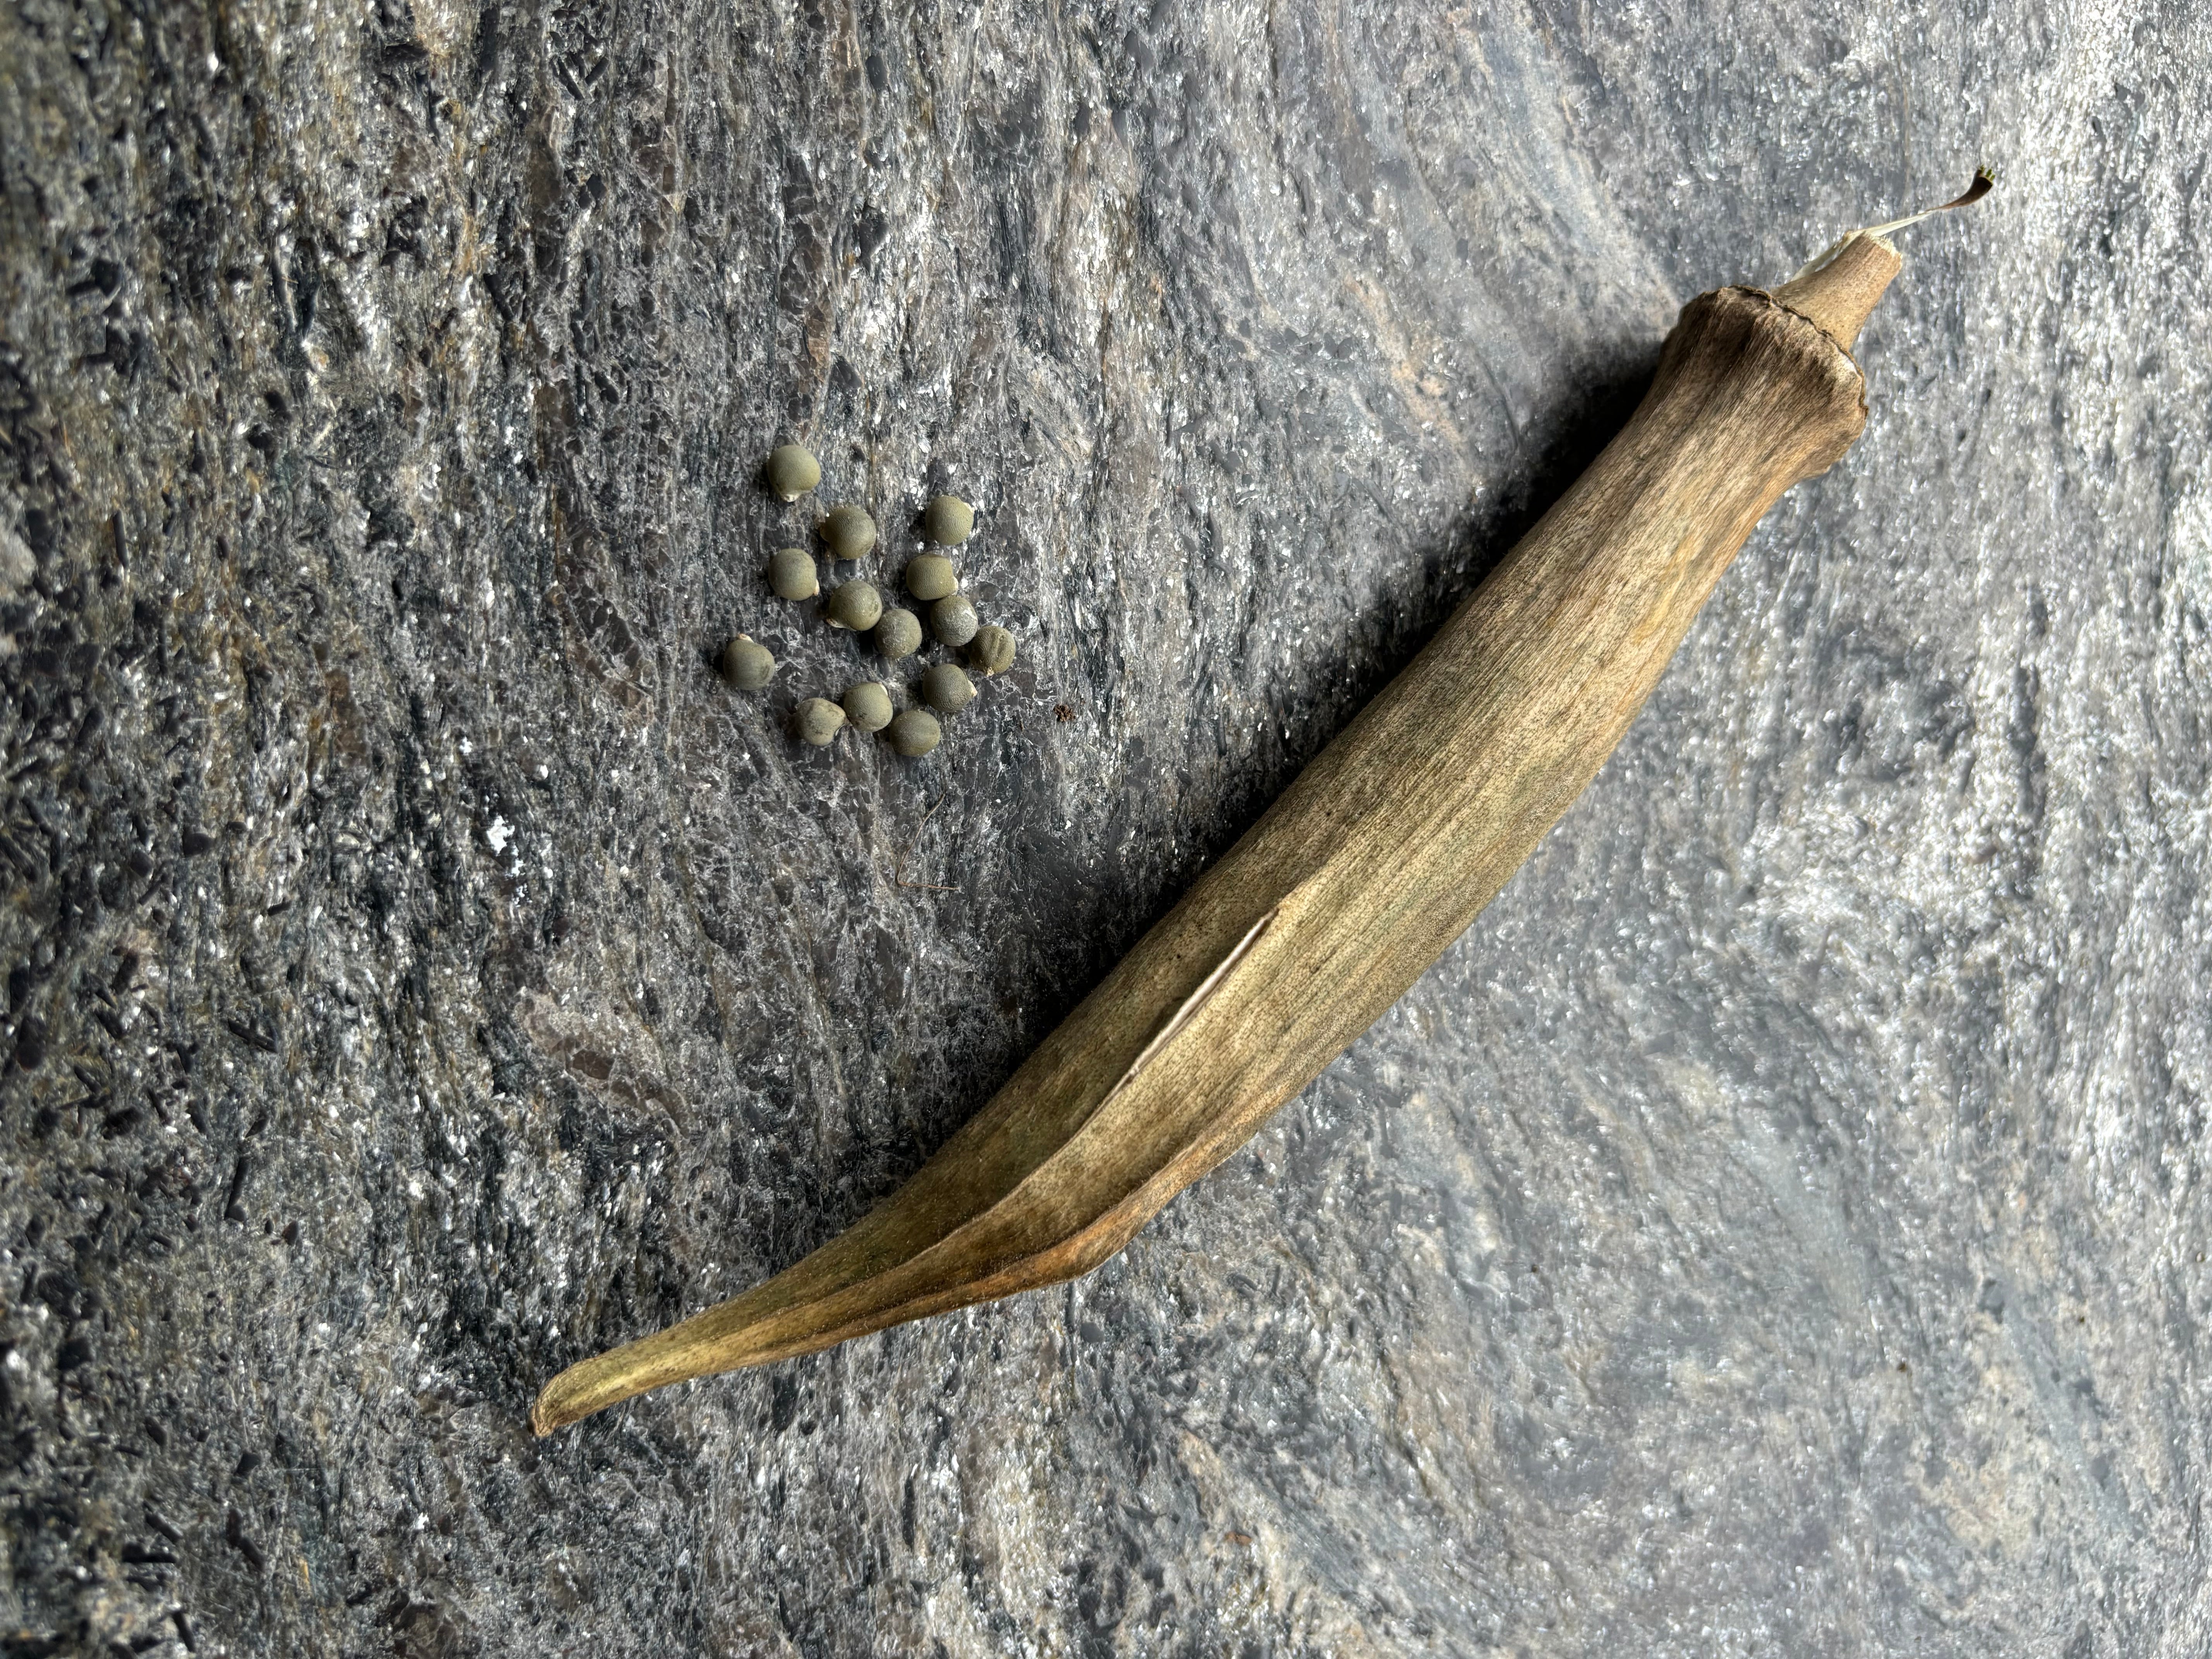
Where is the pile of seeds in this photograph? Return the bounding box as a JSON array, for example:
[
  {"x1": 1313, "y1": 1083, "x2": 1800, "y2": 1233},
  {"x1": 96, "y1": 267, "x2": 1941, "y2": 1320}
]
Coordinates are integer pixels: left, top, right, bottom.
[{"x1": 720, "y1": 443, "x2": 1022, "y2": 757}]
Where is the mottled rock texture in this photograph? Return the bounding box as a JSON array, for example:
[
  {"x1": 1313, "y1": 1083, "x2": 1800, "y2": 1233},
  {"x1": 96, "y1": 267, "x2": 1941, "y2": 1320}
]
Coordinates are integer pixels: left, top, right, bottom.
[{"x1": 2, "y1": 1, "x2": 2207, "y2": 1654}]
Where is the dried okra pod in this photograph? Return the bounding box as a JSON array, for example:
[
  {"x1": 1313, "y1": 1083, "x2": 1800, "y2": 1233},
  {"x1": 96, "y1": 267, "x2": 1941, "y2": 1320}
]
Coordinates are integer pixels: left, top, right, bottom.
[{"x1": 535, "y1": 174, "x2": 1997, "y2": 1437}]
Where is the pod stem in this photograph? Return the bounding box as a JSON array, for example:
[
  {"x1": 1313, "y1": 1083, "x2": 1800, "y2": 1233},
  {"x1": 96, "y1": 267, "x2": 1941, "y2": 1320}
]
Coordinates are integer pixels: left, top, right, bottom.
[{"x1": 1774, "y1": 167, "x2": 1995, "y2": 349}]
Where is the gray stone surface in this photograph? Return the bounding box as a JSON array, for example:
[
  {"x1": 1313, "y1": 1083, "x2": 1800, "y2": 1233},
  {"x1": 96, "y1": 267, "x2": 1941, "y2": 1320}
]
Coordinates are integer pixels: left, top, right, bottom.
[{"x1": 2, "y1": 0, "x2": 2205, "y2": 1653}]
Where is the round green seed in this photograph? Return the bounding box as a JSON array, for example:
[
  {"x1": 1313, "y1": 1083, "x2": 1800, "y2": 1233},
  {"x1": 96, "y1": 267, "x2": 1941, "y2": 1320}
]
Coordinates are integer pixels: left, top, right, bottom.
[
  {"x1": 968, "y1": 623, "x2": 1016, "y2": 676},
  {"x1": 885, "y1": 708, "x2": 942, "y2": 757},
  {"x1": 929, "y1": 592, "x2": 979, "y2": 647},
  {"x1": 905, "y1": 553, "x2": 958, "y2": 603},
  {"x1": 842, "y1": 681, "x2": 894, "y2": 732},
  {"x1": 922, "y1": 495, "x2": 974, "y2": 547},
  {"x1": 875, "y1": 606, "x2": 923, "y2": 659},
  {"x1": 920, "y1": 662, "x2": 976, "y2": 714},
  {"x1": 766, "y1": 444, "x2": 822, "y2": 501},
  {"x1": 795, "y1": 697, "x2": 846, "y2": 746},
  {"x1": 768, "y1": 546, "x2": 819, "y2": 601},
  {"x1": 819, "y1": 503, "x2": 878, "y2": 562},
  {"x1": 720, "y1": 634, "x2": 776, "y2": 690},
  {"x1": 826, "y1": 579, "x2": 883, "y2": 631}
]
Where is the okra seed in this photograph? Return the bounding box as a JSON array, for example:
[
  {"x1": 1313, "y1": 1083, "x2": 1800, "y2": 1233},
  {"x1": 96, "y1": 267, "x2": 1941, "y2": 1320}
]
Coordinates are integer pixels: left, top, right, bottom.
[
  {"x1": 875, "y1": 607, "x2": 923, "y2": 659},
  {"x1": 842, "y1": 681, "x2": 895, "y2": 732},
  {"x1": 929, "y1": 592, "x2": 979, "y2": 647},
  {"x1": 905, "y1": 553, "x2": 958, "y2": 602},
  {"x1": 968, "y1": 624, "x2": 1016, "y2": 676},
  {"x1": 920, "y1": 662, "x2": 977, "y2": 715},
  {"x1": 720, "y1": 634, "x2": 776, "y2": 690},
  {"x1": 819, "y1": 503, "x2": 878, "y2": 562},
  {"x1": 795, "y1": 697, "x2": 846, "y2": 746},
  {"x1": 765, "y1": 444, "x2": 821, "y2": 501},
  {"x1": 768, "y1": 546, "x2": 819, "y2": 601},
  {"x1": 826, "y1": 579, "x2": 883, "y2": 631},
  {"x1": 886, "y1": 708, "x2": 942, "y2": 757},
  {"x1": 922, "y1": 495, "x2": 974, "y2": 547}
]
